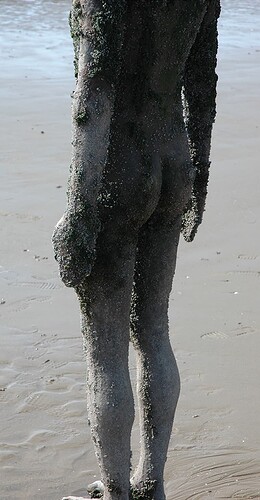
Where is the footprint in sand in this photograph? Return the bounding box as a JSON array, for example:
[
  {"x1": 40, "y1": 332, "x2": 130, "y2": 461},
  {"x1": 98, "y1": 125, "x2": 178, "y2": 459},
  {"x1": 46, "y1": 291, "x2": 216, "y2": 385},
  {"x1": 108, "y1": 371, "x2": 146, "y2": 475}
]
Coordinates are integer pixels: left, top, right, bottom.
[
  {"x1": 7, "y1": 295, "x2": 51, "y2": 313},
  {"x1": 232, "y1": 325, "x2": 255, "y2": 337},
  {"x1": 200, "y1": 331, "x2": 229, "y2": 340},
  {"x1": 1, "y1": 269, "x2": 63, "y2": 290},
  {"x1": 9, "y1": 280, "x2": 62, "y2": 290},
  {"x1": 226, "y1": 253, "x2": 260, "y2": 278},
  {"x1": 201, "y1": 325, "x2": 256, "y2": 340},
  {"x1": 227, "y1": 270, "x2": 260, "y2": 278},
  {"x1": 238, "y1": 254, "x2": 259, "y2": 260}
]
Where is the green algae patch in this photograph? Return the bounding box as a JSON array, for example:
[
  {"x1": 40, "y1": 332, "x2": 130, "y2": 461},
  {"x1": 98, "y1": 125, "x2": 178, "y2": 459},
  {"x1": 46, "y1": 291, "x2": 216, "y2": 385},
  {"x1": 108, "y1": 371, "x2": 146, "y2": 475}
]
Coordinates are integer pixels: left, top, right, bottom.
[
  {"x1": 70, "y1": 1, "x2": 127, "y2": 84},
  {"x1": 74, "y1": 109, "x2": 89, "y2": 125}
]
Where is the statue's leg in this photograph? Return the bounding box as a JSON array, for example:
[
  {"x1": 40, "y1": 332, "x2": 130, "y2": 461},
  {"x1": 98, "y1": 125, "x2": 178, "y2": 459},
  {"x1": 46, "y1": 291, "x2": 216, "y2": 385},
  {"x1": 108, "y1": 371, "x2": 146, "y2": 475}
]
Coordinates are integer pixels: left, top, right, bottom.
[
  {"x1": 76, "y1": 226, "x2": 137, "y2": 500},
  {"x1": 130, "y1": 212, "x2": 183, "y2": 500}
]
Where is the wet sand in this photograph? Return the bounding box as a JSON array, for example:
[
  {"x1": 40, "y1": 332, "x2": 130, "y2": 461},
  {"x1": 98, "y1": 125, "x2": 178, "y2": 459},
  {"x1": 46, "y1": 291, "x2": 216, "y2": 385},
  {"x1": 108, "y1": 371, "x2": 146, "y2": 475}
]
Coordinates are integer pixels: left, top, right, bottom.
[{"x1": 0, "y1": 1, "x2": 260, "y2": 498}]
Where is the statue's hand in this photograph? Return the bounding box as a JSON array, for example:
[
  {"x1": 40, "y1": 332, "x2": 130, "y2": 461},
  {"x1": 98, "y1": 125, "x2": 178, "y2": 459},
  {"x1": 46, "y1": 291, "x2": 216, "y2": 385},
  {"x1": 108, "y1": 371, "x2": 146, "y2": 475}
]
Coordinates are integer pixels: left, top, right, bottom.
[
  {"x1": 52, "y1": 211, "x2": 97, "y2": 288},
  {"x1": 182, "y1": 163, "x2": 209, "y2": 242}
]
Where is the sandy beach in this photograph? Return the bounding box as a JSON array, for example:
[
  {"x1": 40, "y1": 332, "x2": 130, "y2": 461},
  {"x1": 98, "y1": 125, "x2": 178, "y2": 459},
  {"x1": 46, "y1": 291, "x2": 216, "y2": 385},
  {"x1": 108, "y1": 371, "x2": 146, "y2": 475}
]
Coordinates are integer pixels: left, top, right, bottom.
[{"x1": 1, "y1": 1, "x2": 260, "y2": 498}]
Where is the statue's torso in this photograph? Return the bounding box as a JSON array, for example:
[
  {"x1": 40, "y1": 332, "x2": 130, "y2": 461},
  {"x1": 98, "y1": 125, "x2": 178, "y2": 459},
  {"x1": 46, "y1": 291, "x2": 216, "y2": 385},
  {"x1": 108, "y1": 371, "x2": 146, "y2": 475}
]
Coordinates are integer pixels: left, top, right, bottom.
[{"x1": 98, "y1": 0, "x2": 210, "y2": 227}]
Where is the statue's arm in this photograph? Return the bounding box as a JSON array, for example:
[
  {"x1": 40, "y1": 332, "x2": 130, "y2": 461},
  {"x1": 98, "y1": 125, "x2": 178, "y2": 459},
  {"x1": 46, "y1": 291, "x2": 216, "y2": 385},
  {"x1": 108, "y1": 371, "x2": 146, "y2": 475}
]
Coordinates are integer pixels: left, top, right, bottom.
[
  {"x1": 182, "y1": 0, "x2": 221, "y2": 242},
  {"x1": 52, "y1": 0, "x2": 127, "y2": 287}
]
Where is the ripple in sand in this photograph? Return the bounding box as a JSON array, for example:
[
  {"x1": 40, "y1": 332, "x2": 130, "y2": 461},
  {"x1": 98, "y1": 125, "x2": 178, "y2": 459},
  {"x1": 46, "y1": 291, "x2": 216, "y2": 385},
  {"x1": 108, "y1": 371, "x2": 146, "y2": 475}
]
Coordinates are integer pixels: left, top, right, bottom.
[
  {"x1": 0, "y1": 448, "x2": 18, "y2": 464},
  {"x1": 17, "y1": 384, "x2": 84, "y2": 416},
  {"x1": 167, "y1": 449, "x2": 260, "y2": 500}
]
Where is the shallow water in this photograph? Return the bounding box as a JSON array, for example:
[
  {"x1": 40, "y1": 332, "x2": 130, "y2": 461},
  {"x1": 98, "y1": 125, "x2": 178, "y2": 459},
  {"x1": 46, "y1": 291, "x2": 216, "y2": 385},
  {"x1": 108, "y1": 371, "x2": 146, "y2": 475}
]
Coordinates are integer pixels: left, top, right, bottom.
[
  {"x1": 220, "y1": 0, "x2": 260, "y2": 49},
  {"x1": 0, "y1": 1, "x2": 260, "y2": 499}
]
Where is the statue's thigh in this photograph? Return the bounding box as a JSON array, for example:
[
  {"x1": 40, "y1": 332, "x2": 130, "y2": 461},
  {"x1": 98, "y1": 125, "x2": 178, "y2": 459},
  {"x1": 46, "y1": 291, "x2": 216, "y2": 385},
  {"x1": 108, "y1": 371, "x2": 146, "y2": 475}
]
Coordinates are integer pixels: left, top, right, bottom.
[
  {"x1": 131, "y1": 210, "x2": 182, "y2": 338},
  {"x1": 77, "y1": 222, "x2": 138, "y2": 319},
  {"x1": 157, "y1": 157, "x2": 195, "y2": 217},
  {"x1": 130, "y1": 157, "x2": 194, "y2": 316}
]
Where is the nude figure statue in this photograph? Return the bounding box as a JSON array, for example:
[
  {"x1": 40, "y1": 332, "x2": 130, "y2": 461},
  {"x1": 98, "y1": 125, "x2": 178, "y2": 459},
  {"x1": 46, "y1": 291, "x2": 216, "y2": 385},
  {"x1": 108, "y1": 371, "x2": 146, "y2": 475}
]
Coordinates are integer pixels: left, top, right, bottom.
[{"x1": 52, "y1": 1, "x2": 221, "y2": 499}]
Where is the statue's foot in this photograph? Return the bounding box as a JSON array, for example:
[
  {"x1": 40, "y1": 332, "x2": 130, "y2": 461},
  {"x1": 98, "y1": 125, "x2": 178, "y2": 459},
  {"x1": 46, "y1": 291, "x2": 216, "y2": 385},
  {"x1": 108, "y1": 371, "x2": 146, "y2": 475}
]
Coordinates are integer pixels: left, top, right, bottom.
[
  {"x1": 87, "y1": 480, "x2": 104, "y2": 498},
  {"x1": 52, "y1": 211, "x2": 97, "y2": 288},
  {"x1": 61, "y1": 496, "x2": 91, "y2": 500},
  {"x1": 86, "y1": 478, "x2": 160, "y2": 499},
  {"x1": 130, "y1": 478, "x2": 164, "y2": 500},
  {"x1": 130, "y1": 481, "x2": 156, "y2": 500}
]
